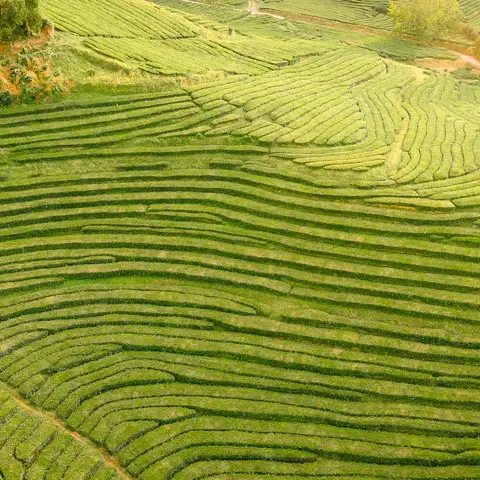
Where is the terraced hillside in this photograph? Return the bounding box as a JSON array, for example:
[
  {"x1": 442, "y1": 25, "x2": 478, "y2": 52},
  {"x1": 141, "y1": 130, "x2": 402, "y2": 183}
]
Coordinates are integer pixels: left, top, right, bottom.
[
  {"x1": 259, "y1": 0, "x2": 480, "y2": 32},
  {"x1": 40, "y1": 0, "x2": 202, "y2": 38},
  {"x1": 260, "y1": 0, "x2": 394, "y2": 29},
  {"x1": 0, "y1": 0, "x2": 480, "y2": 478},
  {"x1": 462, "y1": 0, "x2": 480, "y2": 28},
  {"x1": 1, "y1": 139, "x2": 480, "y2": 479}
]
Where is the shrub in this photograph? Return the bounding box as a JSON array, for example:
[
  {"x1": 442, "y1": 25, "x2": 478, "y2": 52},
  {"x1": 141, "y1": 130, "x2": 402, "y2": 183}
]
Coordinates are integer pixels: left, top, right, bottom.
[
  {"x1": 461, "y1": 23, "x2": 479, "y2": 40},
  {"x1": 0, "y1": 46, "x2": 69, "y2": 105},
  {"x1": 475, "y1": 38, "x2": 480, "y2": 58},
  {"x1": 374, "y1": 5, "x2": 389, "y2": 15},
  {"x1": 0, "y1": 89, "x2": 14, "y2": 106}
]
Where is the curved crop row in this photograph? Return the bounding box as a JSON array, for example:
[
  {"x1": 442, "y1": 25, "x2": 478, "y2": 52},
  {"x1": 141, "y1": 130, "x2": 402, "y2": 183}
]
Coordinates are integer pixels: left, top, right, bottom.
[
  {"x1": 187, "y1": 49, "x2": 388, "y2": 159},
  {"x1": 40, "y1": 0, "x2": 200, "y2": 39},
  {"x1": 1, "y1": 29, "x2": 480, "y2": 478},
  {"x1": 0, "y1": 165, "x2": 478, "y2": 479},
  {"x1": 83, "y1": 36, "x2": 328, "y2": 76},
  {"x1": 0, "y1": 388, "x2": 122, "y2": 479},
  {"x1": 0, "y1": 157, "x2": 478, "y2": 479},
  {"x1": 259, "y1": 0, "x2": 394, "y2": 29},
  {"x1": 391, "y1": 73, "x2": 480, "y2": 184}
]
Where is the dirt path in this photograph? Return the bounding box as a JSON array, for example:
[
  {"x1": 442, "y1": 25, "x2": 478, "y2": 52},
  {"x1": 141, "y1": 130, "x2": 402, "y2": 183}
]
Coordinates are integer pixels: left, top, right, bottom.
[
  {"x1": 457, "y1": 52, "x2": 480, "y2": 68},
  {"x1": 0, "y1": 381, "x2": 131, "y2": 480},
  {"x1": 248, "y1": 0, "x2": 284, "y2": 19}
]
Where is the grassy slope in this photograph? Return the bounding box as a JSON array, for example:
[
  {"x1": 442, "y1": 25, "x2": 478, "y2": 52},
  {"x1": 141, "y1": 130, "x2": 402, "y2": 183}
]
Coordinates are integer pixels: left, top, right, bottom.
[{"x1": 0, "y1": 0, "x2": 479, "y2": 479}]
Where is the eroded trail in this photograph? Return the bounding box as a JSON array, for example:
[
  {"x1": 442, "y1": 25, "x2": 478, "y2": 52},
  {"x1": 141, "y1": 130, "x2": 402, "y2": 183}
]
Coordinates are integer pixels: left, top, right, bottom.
[
  {"x1": 458, "y1": 52, "x2": 480, "y2": 69},
  {"x1": 247, "y1": 0, "x2": 257, "y2": 13}
]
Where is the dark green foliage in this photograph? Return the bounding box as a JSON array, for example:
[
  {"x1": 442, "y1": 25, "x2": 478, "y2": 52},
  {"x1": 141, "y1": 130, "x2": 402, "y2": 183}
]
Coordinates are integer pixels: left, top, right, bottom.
[
  {"x1": 0, "y1": 0, "x2": 42, "y2": 41},
  {"x1": 24, "y1": 0, "x2": 42, "y2": 35},
  {"x1": 0, "y1": 0, "x2": 27, "y2": 41},
  {"x1": 374, "y1": 4, "x2": 389, "y2": 14},
  {"x1": 0, "y1": 89, "x2": 14, "y2": 106}
]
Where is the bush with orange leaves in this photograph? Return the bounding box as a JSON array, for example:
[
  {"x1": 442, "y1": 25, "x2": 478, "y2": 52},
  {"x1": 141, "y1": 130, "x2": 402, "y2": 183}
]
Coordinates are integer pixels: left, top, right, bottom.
[{"x1": 0, "y1": 45, "x2": 70, "y2": 106}]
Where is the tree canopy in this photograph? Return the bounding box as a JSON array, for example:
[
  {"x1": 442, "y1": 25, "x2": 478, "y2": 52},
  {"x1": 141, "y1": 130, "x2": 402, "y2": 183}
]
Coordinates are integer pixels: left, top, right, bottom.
[
  {"x1": 388, "y1": 0, "x2": 462, "y2": 39},
  {"x1": 0, "y1": 0, "x2": 42, "y2": 41}
]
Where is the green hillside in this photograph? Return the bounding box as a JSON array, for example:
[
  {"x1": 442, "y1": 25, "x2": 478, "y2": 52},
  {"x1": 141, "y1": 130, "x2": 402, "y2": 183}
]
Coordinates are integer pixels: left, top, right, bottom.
[
  {"x1": 0, "y1": 0, "x2": 479, "y2": 479},
  {"x1": 259, "y1": 0, "x2": 480, "y2": 30}
]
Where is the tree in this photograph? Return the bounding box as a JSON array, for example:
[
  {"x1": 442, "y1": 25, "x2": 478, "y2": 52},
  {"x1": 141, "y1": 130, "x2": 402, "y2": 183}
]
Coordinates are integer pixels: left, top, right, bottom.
[
  {"x1": 24, "y1": 0, "x2": 42, "y2": 35},
  {"x1": 0, "y1": 0, "x2": 42, "y2": 41},
  {"x1": 388, "y1": 0, "x2": 462, "y2": 39},
  {"x1": 0, "y1": 0, "x2": 27, "y2": 41}
]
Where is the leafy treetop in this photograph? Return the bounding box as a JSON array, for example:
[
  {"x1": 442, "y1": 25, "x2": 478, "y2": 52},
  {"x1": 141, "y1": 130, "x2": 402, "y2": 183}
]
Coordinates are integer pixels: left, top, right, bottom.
[
  {"x1": 388, "y1": 0, "x2": 462, "y2": 39},
  {"x1": 0, "y1": 0, "x2": 42, "y2": 42}
]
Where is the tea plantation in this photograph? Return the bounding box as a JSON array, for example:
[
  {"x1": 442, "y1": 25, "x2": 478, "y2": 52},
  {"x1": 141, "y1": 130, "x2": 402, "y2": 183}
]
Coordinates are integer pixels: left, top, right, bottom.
[{"x1": 0, "y1": 0, "x2": 480, "y2": 479}]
